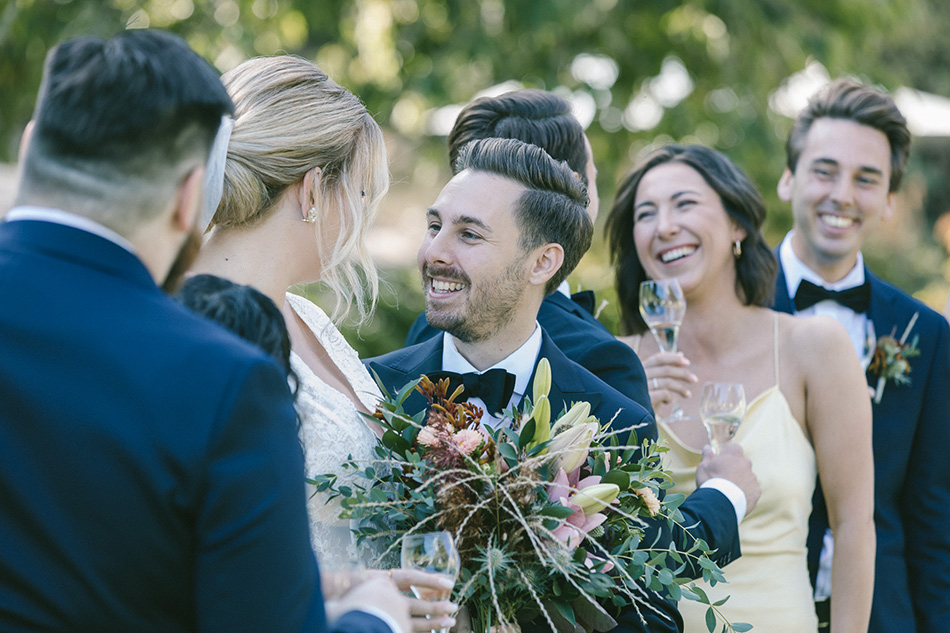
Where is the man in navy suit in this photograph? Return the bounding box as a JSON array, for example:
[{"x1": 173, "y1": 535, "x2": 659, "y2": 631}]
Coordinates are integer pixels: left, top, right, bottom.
[
  {"x1": 0, "y1": 30, "x2": 409, "y2": 633},
  {"x1": 369, "y1": 137, "x2": 760, "y2": 633},
  {"x1": 772, "y1": 78, "x2": 950, "y2": 633},
  {"x1": 405, "y1": 90, "x2": 651, "y2": 411}
]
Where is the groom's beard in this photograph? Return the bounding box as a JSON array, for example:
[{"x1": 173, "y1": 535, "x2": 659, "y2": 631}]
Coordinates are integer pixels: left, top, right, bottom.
[{"x1": 161, "y1": 228, "x2": 202, "y2": 294}]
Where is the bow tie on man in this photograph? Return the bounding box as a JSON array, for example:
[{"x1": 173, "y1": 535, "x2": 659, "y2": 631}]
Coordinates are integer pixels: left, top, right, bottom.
[
  {"x1": 427, "y1": 369, "x2": 517, "y2": 416},
  {"x1": 794, "y1": 279, "x2": 871, "y2": 313}
]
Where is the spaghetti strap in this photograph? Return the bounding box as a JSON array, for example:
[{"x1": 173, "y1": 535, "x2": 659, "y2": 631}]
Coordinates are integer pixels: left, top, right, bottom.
[{"x1": 773, "y1": 312, "x2": 780, "y2": 384}]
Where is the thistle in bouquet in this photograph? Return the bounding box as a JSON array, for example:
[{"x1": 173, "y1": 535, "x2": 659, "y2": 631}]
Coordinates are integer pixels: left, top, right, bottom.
[{"x1": 313, "y1": 359, "x2": 732, "y2": 633}]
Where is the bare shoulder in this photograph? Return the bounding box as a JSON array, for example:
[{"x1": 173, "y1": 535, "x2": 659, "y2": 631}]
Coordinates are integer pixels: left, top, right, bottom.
[{"x1": 779, "y1": 314, "x2": 855, "y2": 373}]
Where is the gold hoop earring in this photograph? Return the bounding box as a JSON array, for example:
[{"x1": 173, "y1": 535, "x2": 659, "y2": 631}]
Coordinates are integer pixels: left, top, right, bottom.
[
  {"x1": 733, "y1": 240, "x2": 742, "y2": 258},
  {"x1": 302, "y1": 206, "x2": 318, "y2": 224}
]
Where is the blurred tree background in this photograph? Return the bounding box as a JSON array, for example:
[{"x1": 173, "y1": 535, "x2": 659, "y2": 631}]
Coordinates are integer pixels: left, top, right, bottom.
[{"x1": 3, "y1": 0, "x2": 949, "y2": 355}]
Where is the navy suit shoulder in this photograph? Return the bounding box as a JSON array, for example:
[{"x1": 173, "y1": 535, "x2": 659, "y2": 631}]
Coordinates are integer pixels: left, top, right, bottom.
[
  {"x1": 405, "y1": 291, "x2": 652, "y2": 412},
  {"x1": 0, "y1": 220, "x2": 342, "y2": 633}
]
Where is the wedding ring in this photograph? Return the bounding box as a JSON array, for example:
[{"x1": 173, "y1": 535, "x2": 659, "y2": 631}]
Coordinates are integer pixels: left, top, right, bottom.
[
  {"x1": 652, "y1": 377, "x2": 659, "y2": 389},
  {"x1": 387, "y1": 569, "x2": 393, "y2": 578}
]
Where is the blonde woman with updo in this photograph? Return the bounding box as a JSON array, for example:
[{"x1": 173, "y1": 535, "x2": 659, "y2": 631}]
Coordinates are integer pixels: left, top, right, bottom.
[{"x1": 194, "y1": 56, "x2": 456, "y2": 631}]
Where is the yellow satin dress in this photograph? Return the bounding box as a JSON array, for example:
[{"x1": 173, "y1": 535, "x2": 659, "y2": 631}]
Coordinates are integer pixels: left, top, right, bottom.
[{"x1": 660, "y1": 315, "x2": 819, "y2": 633}]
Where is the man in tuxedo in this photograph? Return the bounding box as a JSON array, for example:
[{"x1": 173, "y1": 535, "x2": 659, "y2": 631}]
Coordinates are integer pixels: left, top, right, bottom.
[
  {"x1": 405, "y1": 90, "x2": 651, "y2": 410},
  {"x1": 773, "y1": 78, "x2": 950, "y2": 633},
  {"x1": 0, "y1": 30, "x2": 408, "y2": 633},
  {"x1": 369, "y1": 137, "x2": 760, "y2": 633}
]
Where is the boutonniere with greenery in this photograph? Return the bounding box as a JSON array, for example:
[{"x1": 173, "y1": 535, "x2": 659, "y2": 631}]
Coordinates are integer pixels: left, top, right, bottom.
[{"x1": 868, "y1": 312, "x2": 920, "y2": 404}]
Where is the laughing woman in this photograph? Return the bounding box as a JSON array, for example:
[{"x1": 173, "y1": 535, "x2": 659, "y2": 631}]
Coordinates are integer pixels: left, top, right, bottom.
[{"x1": 605, "y1": 144, "x2": 874, "y2": 633}]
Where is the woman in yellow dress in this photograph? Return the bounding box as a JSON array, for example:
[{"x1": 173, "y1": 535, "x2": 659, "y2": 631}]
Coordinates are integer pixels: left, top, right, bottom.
[{"x1": 605, "y1": 144, "x2": 874, "y2": 633}]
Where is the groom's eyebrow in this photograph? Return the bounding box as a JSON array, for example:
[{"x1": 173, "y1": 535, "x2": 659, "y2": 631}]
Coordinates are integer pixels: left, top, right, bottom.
[{"x1": 426, "y1": 208, "x2": 491, "y2": 232}]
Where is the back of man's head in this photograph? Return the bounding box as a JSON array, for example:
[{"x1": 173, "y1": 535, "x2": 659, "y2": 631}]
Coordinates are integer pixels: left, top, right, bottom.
[
  {"x1": 16, "y1": 29, "x2": 234, "y2": 236},
  {"x1": 448, "y1": 90, "x2": 588, "y2": 184},
  {"x1": 454, "y1": 137, "x2": 592, "y2": 294}
]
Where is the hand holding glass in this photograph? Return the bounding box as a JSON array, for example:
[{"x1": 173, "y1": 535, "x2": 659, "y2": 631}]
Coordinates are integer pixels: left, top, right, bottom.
[
  {"x1": 639, "y1": 279, "x2": 687, "y2": 420},
  {"x1": 700, "y1": 382, "x2": 746, "y2": 453},
  {"x1": 401, "y1": 531, "x2": 460, "y2": 633}
]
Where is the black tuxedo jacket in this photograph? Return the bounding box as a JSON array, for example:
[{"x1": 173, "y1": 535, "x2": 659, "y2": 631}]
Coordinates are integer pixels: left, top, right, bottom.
[
  {"x1": 368, "y1": 331, "x2": 742, "y2": 633},
  {"x1": 774, "y1": 258, "x2": 950, "y2": 633},
  {"x1": 406, "y1": 290, "x2": 652, "y2": 412},
  {"x1": 0, "y1": 219, "x2": 389, "y2": 633}
]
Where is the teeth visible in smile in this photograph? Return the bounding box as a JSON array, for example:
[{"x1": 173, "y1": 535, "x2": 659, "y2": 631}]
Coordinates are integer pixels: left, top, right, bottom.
[
  {"x1": 660, "y1": 246, "x2": 696, "y2": 263},
  {"x1": 432, "y1": 279, "x2": 465, "y2": 293},
  {"x1": 820, "y1": 214, "x2": 855, "y2": 229}
]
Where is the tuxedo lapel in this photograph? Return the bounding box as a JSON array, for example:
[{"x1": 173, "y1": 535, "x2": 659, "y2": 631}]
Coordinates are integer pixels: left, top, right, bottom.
[
  {"x1": 772, "y1": 257, "x2": 796, "y2": 315},
  {"x1": 367, "y1": 335, "x2": 444, "y2": 415},
  {"x1": 531, "y1": 332, "x2": 603, "y2": 414}
]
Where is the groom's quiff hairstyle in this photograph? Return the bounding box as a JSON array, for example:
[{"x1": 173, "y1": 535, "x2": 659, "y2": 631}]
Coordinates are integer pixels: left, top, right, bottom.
[
  {"x1": 453, "y1": 137, "x2": 592, "y2": 295},
  {"x1": 447, "y1": 90, "x2": 589, "y2": 185},
  {"x1": 16, "y1": 29, "x2": 234, "y2": 236}
]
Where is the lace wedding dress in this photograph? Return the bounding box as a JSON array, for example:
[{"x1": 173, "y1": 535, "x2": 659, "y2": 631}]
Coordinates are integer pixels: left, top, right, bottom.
[{"x1": 285, "y1": 293, "x2": 384, "y2": 569}]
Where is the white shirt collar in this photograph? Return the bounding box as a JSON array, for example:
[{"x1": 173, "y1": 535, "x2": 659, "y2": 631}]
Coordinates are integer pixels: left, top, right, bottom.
[
  {"x1": 4, "y1": 206, "x2": 138, "y2": 255},
  {"x1": 441, "y1": 324, "x2": 543, "y2": 426},
  {"x1": 556, "y1": 279, "x2": 571, "y2": 298},
  {"x1": 780, "y1": 230, "x2": 865, "y2": 295}
]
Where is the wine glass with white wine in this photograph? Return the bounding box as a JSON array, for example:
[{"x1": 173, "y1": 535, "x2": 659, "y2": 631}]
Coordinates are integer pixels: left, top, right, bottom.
[
  {"x1": 639, "y1": 278, "x2": 687, "y2": 420},
  {"x1": 400, "y1": 531, "x2": 460, "y2": 633},
  {"x1": 700, "y1": 382, "x2": 746, "y2": 453}
]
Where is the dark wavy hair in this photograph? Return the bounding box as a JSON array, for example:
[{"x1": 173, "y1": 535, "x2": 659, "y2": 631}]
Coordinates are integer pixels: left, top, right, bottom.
[
  {"x1": 447, "y1": 89, "x2": 589, "y2": 184},
  {"x1": 605, "y1": 144, "x2": 776, "y2": 334}
]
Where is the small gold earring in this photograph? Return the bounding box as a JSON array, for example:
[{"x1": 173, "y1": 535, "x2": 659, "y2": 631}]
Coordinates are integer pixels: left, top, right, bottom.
[
  {"x1": 302, "y1": 206, "x2": 318, "y2": 224},
  {"x1": 733, "y1": 240, "x2": 742, "y2": 258}
]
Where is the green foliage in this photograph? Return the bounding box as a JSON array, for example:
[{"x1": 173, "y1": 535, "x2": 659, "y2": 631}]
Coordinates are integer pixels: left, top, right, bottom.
[{"x1": 5, "y1": 0, "x2": 947, "y2": 325}]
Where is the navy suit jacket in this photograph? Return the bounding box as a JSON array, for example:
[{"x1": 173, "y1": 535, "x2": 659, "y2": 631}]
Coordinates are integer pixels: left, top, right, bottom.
[
  {"x1": 774, "y1": 258, "x2": 950, "y2": 633},
  {"x1": 367, "y1": 331, "x2": 741, "y2": 633},
  {"x1": 405, "y1": 290, "x2": 652, "y2": 413},
  {"x1": 0, "y1": 219, "x2": 389, "y2": 633}
]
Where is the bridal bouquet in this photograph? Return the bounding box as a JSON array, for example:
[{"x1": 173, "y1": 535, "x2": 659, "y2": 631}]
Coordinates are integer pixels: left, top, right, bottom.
[{"x1": 312, "y1": 360, "x2": 733, "y2": 633}]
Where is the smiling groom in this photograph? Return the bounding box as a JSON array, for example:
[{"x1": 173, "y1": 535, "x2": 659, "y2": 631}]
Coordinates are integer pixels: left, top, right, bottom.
[{"x1": 367, "y1": 137, "x2": 755, "y2": 633}]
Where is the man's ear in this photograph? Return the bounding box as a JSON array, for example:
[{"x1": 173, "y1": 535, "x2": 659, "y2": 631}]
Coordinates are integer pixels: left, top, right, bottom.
[
  {"x1": 172, "y1": 166, "x2": 205, "y2": 232},
  {"x1": 777, "y1": 168, "x2": 794, "y2": 202},
  {"x1": 882, "y1": 191, "x2": 896, "y2": 222},
  {"x1": 528, "y1": 243, "x2": 564, "y2": 288},
  {"x1": 18, "y1": 120, "x2": 35, "y2": 162}
]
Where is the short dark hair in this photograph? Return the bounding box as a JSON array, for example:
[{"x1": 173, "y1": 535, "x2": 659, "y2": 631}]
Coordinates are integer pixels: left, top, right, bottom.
[
  {"x1": 605, "y1": 144, "x2": 776, "y2": 334},
  {"x1": 454, "y1": 137, "x2": 592, "y2": 294},
  {"x1": 177, "y1": 275, "x2": 295, "y2": 387},
  {"x1": 448, "y1": 90, "x2": 589, "y2": 184},
  {"x1": 786, "y1": 78, "x2": 911, "y2": 193},
  {"x1": 17, "y1": 29, "x2": 234, "y2": 233}
]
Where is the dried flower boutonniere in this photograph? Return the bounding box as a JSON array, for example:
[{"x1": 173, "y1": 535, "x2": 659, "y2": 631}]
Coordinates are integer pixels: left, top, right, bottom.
[{"x1": 868, "y1": 312, "x2": 921, "y2": 404}]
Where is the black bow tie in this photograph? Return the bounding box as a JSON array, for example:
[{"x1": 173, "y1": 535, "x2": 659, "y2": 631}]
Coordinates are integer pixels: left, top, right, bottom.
[
  {"x1": 793, "y1": 279, "x2": 871, "y2": 313},
  {"x1": 427, "y1": 368, "x2": 517, "y2": 415}
]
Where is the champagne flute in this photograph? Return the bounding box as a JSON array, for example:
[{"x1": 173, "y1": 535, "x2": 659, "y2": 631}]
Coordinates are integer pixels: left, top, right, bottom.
[
  {"x1": 639, "y1": 279, "x2": 687, "y2": 420},
  {"x1": 700, "y1": 382, "x2": 746, "y2": 453},
  {"x1": 401, "y1": 531, "x2": 460, "y2": 633}
]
